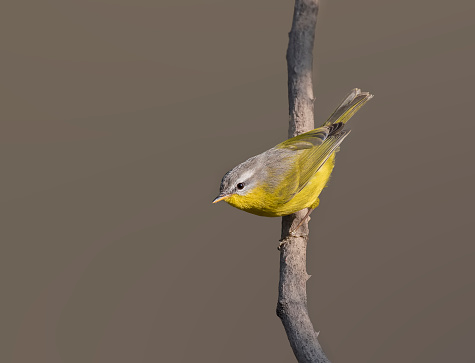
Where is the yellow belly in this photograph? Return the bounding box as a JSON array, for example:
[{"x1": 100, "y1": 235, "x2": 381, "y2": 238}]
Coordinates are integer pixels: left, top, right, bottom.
[{"x1": 225, "y1": 153, "x2": 336, "y2": 217}]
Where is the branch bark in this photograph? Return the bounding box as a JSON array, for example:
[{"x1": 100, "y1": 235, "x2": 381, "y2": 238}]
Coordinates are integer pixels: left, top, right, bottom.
[{"x1": 277, "y1": 1, "x2": 331, "y2": 362}]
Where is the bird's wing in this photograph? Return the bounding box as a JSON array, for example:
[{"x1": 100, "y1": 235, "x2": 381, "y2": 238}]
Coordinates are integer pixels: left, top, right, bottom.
[
  {"x1": 276, "y1": 128, "x2": 351, "y2": 197},
  {"x1": 277, "y1": 128, "x2": 330, "y2": 150}
]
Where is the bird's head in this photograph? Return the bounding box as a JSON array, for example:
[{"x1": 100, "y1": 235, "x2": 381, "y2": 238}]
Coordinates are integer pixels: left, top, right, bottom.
[{"x1": 212, "y1": 157, "x2": 261, "y2": 204}]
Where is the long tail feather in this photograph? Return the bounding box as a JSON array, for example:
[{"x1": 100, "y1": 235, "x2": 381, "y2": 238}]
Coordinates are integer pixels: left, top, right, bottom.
[{"x1": 324, "y1": 88, "x2": 373, "y2": 126}]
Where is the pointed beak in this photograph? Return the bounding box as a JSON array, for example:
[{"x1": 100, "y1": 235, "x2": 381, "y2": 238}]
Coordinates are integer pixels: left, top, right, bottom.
[{"x1": 212, "y1": 194, "x2": 231, "y2": 204}]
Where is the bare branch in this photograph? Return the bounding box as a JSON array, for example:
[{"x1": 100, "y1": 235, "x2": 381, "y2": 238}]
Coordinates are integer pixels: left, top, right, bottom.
[
  {"x1": 277, "y1": 1, "x2": 331, "y2": 362},
  {"x1": 286, "y1": 0, "x2": 318, "y2": 137}
]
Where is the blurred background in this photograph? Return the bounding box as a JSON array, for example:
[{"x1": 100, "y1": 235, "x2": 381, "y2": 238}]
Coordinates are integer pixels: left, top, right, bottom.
[{"x1": 1, "y1": 0, "x2": 474, "y2": 362}]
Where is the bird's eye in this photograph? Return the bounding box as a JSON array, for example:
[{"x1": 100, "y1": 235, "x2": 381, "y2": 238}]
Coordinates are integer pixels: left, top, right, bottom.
[{"x1": 237, "y1": 183, "x2": 244, "y2": 190}]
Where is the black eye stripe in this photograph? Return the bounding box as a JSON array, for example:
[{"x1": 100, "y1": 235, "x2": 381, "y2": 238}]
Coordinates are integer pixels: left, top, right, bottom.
[{"x1": 237, "y1": 183, "x2": 244, "y2": 190}]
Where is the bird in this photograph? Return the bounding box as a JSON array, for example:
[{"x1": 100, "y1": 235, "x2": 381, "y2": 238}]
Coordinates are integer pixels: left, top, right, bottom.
[{"x1": 213, "y1": 88, "x2": 373, "y2": 233}]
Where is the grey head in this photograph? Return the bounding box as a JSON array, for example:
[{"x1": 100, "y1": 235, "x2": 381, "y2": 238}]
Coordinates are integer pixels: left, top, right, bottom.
[{"x1": 212, "y1": 154, "x2": 265, "y2": 203}]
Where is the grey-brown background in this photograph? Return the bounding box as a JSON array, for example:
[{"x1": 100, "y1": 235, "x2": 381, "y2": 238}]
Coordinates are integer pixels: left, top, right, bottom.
[{"x1": 2, "y1": 0, "x2": 474, "y2": 362}]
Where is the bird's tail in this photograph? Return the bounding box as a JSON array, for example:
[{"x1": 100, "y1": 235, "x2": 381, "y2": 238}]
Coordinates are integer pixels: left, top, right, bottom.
[{"x1": 324, "y1": 88, "x2": 373, "y2": 126}]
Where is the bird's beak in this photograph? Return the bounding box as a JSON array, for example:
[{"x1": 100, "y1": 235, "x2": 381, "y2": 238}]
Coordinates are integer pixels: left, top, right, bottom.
[{"x1": 212, "y1": 194, "x2": 231, "y2": 204}]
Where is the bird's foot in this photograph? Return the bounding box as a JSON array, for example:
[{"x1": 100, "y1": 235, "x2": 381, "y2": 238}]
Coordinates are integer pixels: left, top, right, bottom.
[
  {"x1": 278, "y1": 232, "x2": 308, "y2": 250},
  {"x1": 277, "y1": 239, "x2": 287, "y2": 251}
]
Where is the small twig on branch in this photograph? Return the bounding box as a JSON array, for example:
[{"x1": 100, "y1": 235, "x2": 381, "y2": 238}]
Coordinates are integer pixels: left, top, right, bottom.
[{"x1": 277, "y1": 0, "x2": 331, "y2": 362}]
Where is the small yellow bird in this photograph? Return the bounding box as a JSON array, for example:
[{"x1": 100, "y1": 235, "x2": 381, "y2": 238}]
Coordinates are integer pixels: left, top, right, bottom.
[{"x1": 213, "y1": 88, "x2": 372, "y2": 229}]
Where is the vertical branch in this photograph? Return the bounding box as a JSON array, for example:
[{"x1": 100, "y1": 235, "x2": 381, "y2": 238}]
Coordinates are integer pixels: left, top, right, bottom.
[
  {"x1": 287, "y1": 0, "x2": 318, "y2": 138},
  {"x1": 277, "y1": 1, "x2": 331, "y2": 362}
]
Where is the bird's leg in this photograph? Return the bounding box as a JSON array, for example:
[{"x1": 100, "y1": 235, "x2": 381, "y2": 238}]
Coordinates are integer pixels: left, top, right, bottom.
[
  {"x1": 278, "y1": 208, "x2": 315, "y2": 250},
  {"x1": 290, "y1": 208, "x2": 315, "y2": 236}
]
